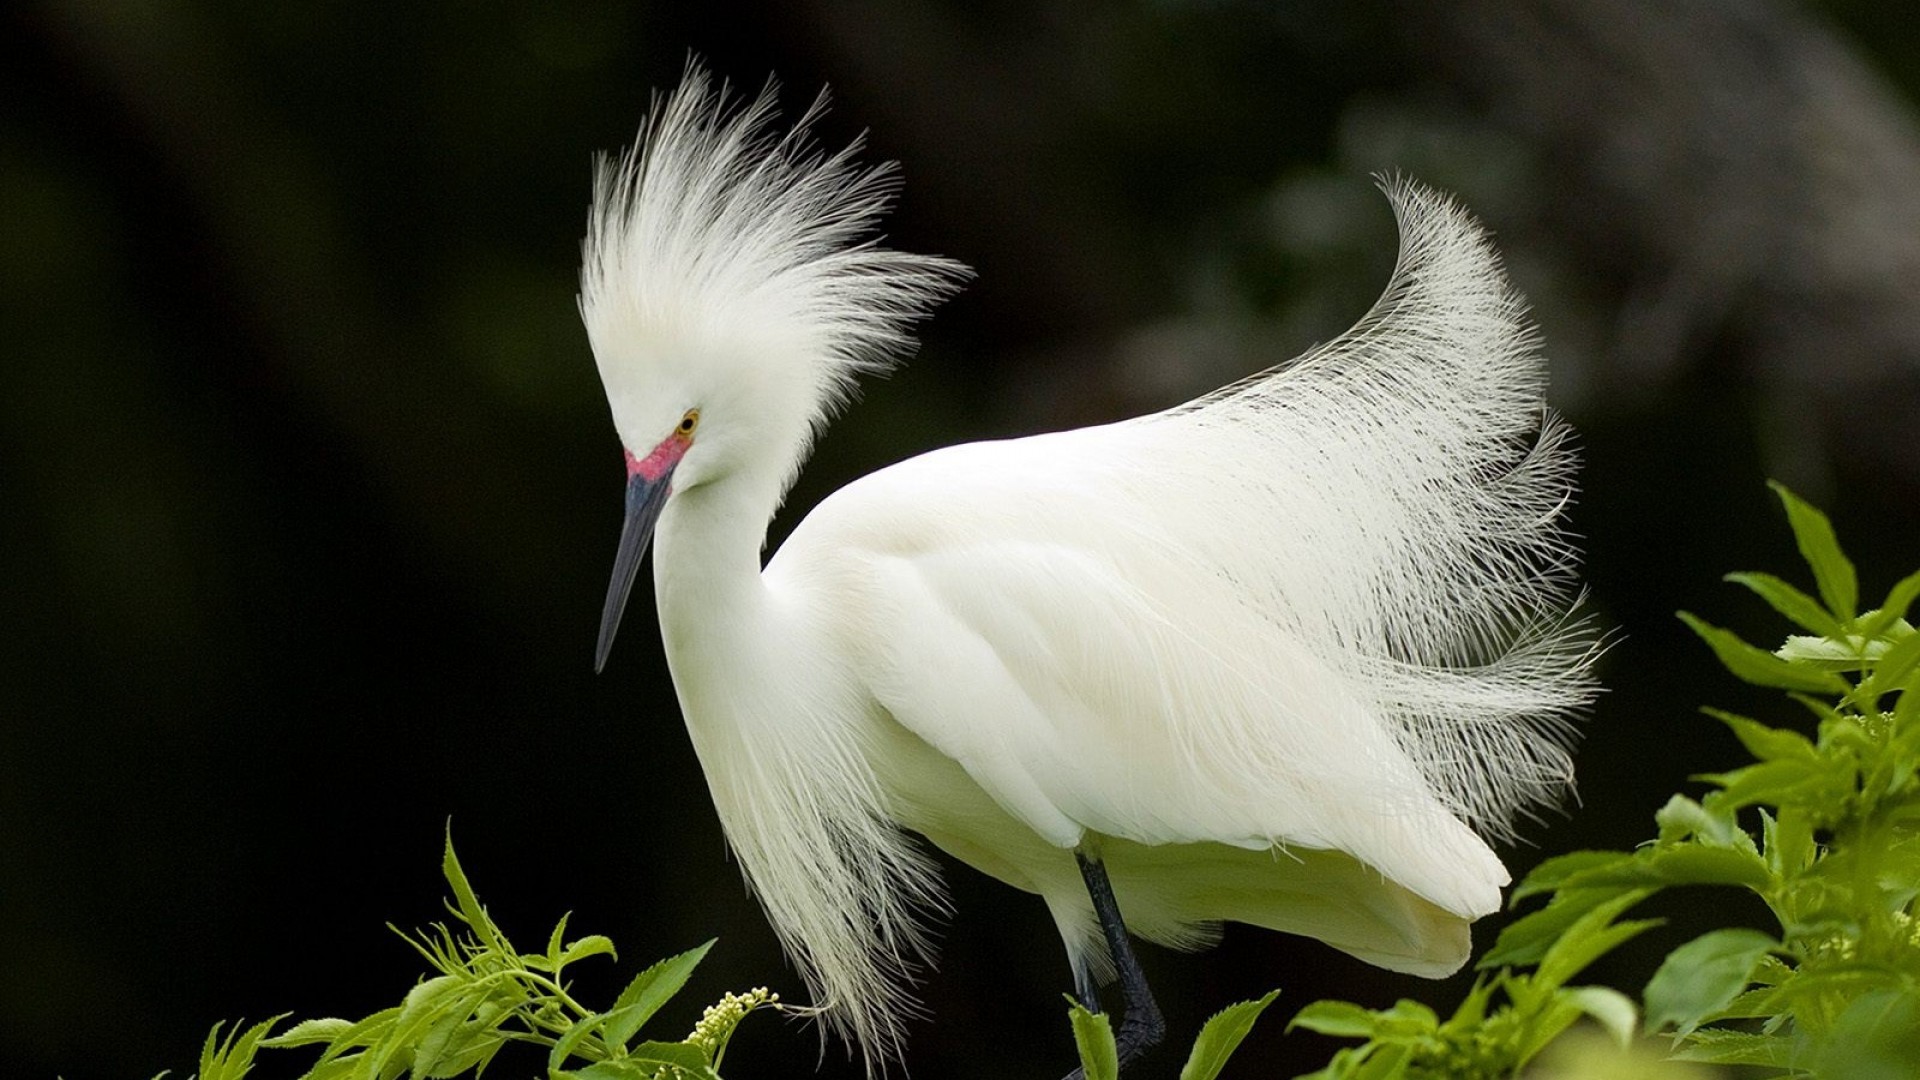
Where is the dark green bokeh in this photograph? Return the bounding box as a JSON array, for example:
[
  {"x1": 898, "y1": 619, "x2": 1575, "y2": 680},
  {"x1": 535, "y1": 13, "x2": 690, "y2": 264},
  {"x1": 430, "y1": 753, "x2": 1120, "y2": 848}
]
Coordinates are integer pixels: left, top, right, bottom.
[{"x1": 4, "y1": 2, "x2": 1917, "y2": 1078}]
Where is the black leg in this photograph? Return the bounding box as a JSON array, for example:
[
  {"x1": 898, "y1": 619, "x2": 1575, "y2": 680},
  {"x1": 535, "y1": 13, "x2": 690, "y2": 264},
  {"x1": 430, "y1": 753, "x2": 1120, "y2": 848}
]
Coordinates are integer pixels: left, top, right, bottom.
[{"x1": 1061, "y1": 852, "x2": 1165, "y2": 1079}]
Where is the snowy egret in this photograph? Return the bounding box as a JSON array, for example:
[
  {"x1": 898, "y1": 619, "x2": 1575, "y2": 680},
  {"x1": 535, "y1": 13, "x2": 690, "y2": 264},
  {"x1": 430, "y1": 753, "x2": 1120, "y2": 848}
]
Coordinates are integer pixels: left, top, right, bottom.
[{"x1": 583, "y1": 67, "x2": 1595, "y2": 1073}]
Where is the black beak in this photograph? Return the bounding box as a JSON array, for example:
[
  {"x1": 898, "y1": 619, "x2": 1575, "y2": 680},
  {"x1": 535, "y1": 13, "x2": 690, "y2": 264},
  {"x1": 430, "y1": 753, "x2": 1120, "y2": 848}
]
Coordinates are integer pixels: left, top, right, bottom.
[{"x1": 595, "y1": 466, "x2": 674, "y2": 673}]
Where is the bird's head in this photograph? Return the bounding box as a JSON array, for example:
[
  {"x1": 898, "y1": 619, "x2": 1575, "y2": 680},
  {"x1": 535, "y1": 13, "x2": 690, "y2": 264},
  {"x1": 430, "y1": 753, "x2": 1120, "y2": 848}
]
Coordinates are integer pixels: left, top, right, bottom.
[{"x1": 579, "y1": 64, "x2": 969, "y2": 669}]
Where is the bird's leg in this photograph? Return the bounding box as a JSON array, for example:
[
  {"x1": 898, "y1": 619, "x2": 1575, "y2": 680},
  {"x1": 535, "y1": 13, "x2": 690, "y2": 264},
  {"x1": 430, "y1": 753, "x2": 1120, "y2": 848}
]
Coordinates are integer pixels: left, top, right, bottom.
[{"x1": 1066, "y1": 851, "x2": 1165, "y2": 1075}]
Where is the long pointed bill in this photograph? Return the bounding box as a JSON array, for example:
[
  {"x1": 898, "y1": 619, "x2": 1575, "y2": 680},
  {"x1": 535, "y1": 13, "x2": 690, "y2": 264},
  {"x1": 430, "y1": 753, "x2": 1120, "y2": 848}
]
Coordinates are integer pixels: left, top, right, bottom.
[{"x1": 594, "y1": 432, "x2": 690, "y2": 672}]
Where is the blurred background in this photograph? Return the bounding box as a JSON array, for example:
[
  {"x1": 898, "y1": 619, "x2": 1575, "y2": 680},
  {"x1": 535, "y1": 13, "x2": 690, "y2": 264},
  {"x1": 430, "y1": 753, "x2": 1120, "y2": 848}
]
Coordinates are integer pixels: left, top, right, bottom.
[{"x1": 5, "y1": 1, "x2": 1919, "y2": 1077}]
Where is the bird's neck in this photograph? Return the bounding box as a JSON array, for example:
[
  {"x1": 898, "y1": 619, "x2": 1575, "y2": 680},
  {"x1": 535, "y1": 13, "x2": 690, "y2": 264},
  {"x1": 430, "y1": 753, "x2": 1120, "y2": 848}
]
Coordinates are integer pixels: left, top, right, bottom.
[{"x1": 651, "y1": 470, "x2": 780, "y2": 663}]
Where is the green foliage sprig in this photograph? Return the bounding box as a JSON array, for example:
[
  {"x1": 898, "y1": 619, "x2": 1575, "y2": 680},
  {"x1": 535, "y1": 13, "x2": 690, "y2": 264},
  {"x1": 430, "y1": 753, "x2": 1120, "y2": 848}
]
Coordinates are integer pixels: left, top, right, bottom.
[
  {"x1": 1066, "y1": 992, "x2": 1279, "y2": 1080},
  {"x1": 186, "y1": 831, "x2": 781, "y2": 1080},
  {"x1": 1278, "y1": 482, "x2": 1920, "y2": 1079}
]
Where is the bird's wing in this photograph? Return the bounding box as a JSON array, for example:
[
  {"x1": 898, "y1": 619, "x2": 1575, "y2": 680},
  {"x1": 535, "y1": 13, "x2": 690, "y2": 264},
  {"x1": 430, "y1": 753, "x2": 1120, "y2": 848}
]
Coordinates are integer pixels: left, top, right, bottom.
[{"x1": 768, "y1": 180, "x2": 1591, "y2": 922}]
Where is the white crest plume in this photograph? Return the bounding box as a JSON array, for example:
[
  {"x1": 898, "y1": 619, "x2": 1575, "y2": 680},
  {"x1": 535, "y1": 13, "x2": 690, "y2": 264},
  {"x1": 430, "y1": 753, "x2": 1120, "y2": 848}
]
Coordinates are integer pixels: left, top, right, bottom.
[{"x1": 579, "y1": 64, "x2": 968, "y2": 497}]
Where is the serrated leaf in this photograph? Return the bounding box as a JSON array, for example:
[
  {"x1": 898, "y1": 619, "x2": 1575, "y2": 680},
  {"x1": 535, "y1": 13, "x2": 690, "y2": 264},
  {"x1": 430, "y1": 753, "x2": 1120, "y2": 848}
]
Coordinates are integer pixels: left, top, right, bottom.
[
  {"x1": 1535, "y1": 890, "x2": 1661, "y2": 990},
  {"x1": 259, "y1": 1017, "x2": 354, "y2": 1048},
  {"x1": 1654, "y1": 793, "x2": 1745, "y2": 848},
  {"x1": 1678, "y1": 613, "x2": 1850, "y2": 693},
  {"x1": 423, "y1": 1030, "x2": 505, "y2": 1080},
  {"x1": 1068, "y1": 1001, "x2": 1119, "y2": 1080},
  {"x1": 559, "y1": 934, "x2": 617, "y2": 967},
  {"x1": 1562, "y1": 985, "x2": 1638, "y2": 1047},
  {"x1": 1643, "y1": 928, "x2": 1778, "y2": 1036},
  {"x1": 1859, "y1": 571, "x2": 1920, "y2": 640},
  {"x1": 548, "y1": 1012, "x2": 607, "y2": 1074},
  {"x1": 1812, "y1": 988, "x2": 1920, "y2": 1080},
  {"x1": 405, "y1": 980, "x2": 506, "y2": 1080},
  {"x1": 197, "y1": 1017, "x2": 286, "y2": 1080},
  {"x1": 601, "y1": 940, "x2": 715, "y2": 1049},
  {"x1": 1482, "y1": 888, "x2": 1644, "y2": 970},
  {"x1": 1776, "y1": 633, "x2": 1886, "y2": 670},
  {"x1": 1177, "y1": 992, "x2": 1277, "y2": 1080},
  {"x1": 1706, "y1": 709, "x2": 1816, "y2": 762},
  {"x1": 1669, "y1": 1028, "x2": 1799, "y2": 1066},
  {"x1": 1761, "y1": 807, "x2": 1817, "y2": 878},
  {"x1": 1726, "y1": 572, "x2": 1845, "y2": 636},
  {"x1": 365, "y1": 976, "x2": 477, "y2": 1080},
  {"x1": 1511, "y1": 850, "x2": 1639, "y2": 904},
  {"x1": 1286, "y1": 999, "x2": 1379, "y2": 1039},
  {"x1": 1862, "y1": 630, "x2": 1920, "y2": 700},
  {"x1": 539, "y1": 912, "x2": 572, "y2": 973},
  {"x1": 1707, "y1": 758, "x2": 1845, "y2": 814},
  {"x1": 1658, "y1": 843, "x2": 1775, "y2": 889},
  {"x1": 1573, "y1": 843, "x2": 1773, "y2": 893},
  {"x1": 303, "y1": 1057, "x2": 368, "y2": 1080},
  {"x1": 413, "y1": 991, "x2": 490, "y2": 1079},
  {"x1": 313, "y1": 1007, "x2": 403, "y2": 1069},
  {"x1": 1769, "y1": 481, "x2": 1857, "y2": 620},
  {"x1": 441, "y1": 829, "x2": 508, "y2": 955}
]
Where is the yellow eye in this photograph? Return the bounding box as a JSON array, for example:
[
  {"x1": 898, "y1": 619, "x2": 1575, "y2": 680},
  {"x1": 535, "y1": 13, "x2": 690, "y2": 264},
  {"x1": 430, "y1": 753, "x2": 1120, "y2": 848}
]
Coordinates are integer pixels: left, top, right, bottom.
[{"x1": 678, "y1": 409, "x2": 700, "y2": 435}]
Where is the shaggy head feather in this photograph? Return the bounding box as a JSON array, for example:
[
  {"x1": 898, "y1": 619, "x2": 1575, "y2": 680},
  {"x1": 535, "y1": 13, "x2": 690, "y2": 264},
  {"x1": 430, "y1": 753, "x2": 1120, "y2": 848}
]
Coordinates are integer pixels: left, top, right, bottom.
[{"x1": 579, "y1": 64, "x2": 968, "y2": 502}]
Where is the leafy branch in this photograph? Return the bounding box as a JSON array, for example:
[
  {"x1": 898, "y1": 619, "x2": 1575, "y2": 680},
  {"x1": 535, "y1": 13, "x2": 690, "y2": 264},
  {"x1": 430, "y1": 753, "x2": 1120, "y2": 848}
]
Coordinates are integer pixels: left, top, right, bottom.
[{"x1": 186, "y1": 829, "x2": 781, "y2": 1080}]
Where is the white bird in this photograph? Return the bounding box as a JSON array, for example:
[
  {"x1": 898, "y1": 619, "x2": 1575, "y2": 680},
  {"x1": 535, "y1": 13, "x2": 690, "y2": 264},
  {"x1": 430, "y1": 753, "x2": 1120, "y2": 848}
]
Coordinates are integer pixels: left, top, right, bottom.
[{"x1": 582, "y1": 66, "x2": 1594, "y2": 1074}]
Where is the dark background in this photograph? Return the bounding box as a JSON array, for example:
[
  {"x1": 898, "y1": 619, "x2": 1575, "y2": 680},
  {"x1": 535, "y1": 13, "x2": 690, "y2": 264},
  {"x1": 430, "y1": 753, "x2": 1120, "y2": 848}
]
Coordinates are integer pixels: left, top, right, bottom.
[{"x1": 5, "y1": 2, "x2": 1919, "y2": 1077}]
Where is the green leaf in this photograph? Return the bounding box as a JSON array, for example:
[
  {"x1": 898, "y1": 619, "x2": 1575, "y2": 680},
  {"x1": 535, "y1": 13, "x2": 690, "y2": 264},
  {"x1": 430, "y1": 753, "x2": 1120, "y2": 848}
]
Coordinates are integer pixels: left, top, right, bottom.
[
  {"x1": 1669, "y1": 1027, "x2": 1800, "y2": 1066},
  {"x1": 1482, "y1": 888, "x2": 1645, "y2": 970},
  {"x1": 1642, "y1": 928, "x2": 1778, "y2": 1036},
  {"x1": 548, "y1": 1012, "x2": 606, "y2": 1074},
  {"x1": 1511, "y1": 850, "x2": 1638, "y2": 904},
  {"x1": 1811, "y1": 988, "x2": 1920, "y2": 1080},
  {"x1": 559, "y1": 935, "x2": 618, "y2": 968},
  {"x1": 1067, "y1": 1001, "x2": 1119, "y2": 1080},
  {"x1": 600, "y1": 939, "x2": 715, "y2": 1049},
  {"x1": 1706, "y1": 758, "x2": 1847, "y2": 814},
  {"x1": 1678, "y1": 612, "x2": 1850, "y2": 693},
  {"x1": 1706, "y1": 709, "x2": 1816, "y2": 762},
  {"x1": 539, "y1": 911, "x2": 572, "y2": 972},
  {"x1": 1534, "y1": 889, "x2": 1662, "y2": 989},
  {"x1": 1859, "y1": 570, "x2": 1920, "y2": 639},
  {"x1": 1769, "y1": 481, "x2": 1857, "y2": 621},
  {"x1": 364, "y1": 976, "x2": 474, "y2": 1080},
  {"x1": 1286, "y1": 999, "x2": 1380, "y2": 1039},
  {"x1": 1510, "y1": 995, "x2": 1587, "y2": 1066},
  {"x1": 1653, "y1": 843, "x2": 1775, "y2": 889},
  {"x1": 1777, "y1": 633, "x2": 1894, "y2": 671},
  {"x1": 1761, "y1": 807, "x2": 1817, "y2": 878},
  {"x1": 441, "y1": 828, "x2": 509, "y2": 955},
  {"x1": 1725, "y1": 571, "x2": 1845, "y2": 636},
  {"x1": 1562, "y1": 985, "x2": 1638, "y2": 1047},
  {"x1": 1350, "y1": 1042, "x2": 1413, "y2": 1080},
  {"x1": 1654, "y1": 793, "x2": 1746, "y2": 848},
  {"x1": 197, "y1": 1017, "x2": 285, "y2": 1080},
  {"x1": 312, "y1": 1006, "x2": 402, "y2": 1070},
  {"x1": 1443, "y1": 976, "x2": 1497, "y2": 1028},
  {"x1": 259, "y1": 1017, "x2": 353, "y2": 1048},
  {"x1": 1862, "y1": 629, "x2": 1920, "y2": 700},
  {"x1": 1580, "y1": 843, "x2": 1774, "y2": 893},
  {"x1": 1180, "y1": 991, "x2": 1278, "y2": 1080}
]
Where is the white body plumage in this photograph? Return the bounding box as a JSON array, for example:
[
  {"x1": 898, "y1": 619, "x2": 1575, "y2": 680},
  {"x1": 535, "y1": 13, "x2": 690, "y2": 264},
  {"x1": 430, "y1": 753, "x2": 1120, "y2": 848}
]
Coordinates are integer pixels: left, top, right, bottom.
[{"x1": 580, "y1": 67, "x2": 1595, "y2": 1065}]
